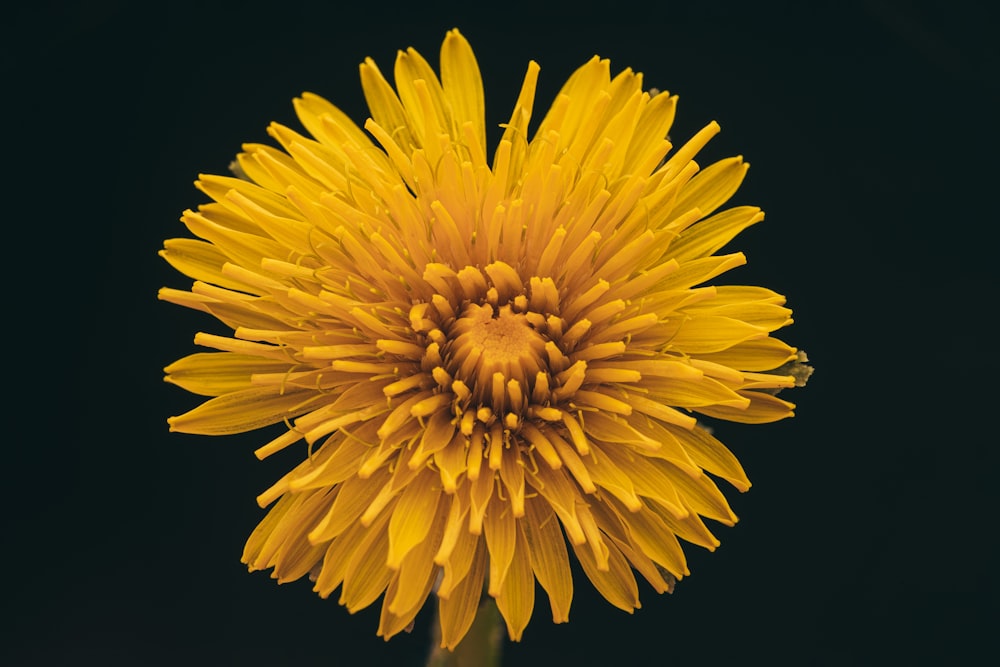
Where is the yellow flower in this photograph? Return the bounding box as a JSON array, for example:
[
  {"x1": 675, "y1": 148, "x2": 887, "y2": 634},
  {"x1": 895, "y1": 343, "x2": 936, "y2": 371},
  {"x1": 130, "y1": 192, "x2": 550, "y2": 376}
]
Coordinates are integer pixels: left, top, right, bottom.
[{"x1": 161, "y1": 29, "x2": 804, "y2": 648}]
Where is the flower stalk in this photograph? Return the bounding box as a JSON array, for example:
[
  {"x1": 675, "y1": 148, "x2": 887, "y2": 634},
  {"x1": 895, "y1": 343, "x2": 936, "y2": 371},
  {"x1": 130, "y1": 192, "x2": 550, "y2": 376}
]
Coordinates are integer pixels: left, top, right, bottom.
[{"x1": 427, "y1": 596, "x2": 503, "y2": 667}]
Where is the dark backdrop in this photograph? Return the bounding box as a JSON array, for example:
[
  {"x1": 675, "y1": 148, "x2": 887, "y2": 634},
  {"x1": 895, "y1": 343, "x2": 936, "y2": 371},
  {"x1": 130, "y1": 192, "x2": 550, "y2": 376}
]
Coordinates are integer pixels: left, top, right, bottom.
[{"x1": 5, "y1": 1, "x2": 994, "y2": 664}]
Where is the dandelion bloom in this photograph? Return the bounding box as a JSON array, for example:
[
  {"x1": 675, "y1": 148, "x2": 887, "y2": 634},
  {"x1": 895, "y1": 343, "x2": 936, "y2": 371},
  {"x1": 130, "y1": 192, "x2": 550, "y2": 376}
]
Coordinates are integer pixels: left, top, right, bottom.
[{"x1": 161, "y1": 29, "x2": 805, "y2": 647}]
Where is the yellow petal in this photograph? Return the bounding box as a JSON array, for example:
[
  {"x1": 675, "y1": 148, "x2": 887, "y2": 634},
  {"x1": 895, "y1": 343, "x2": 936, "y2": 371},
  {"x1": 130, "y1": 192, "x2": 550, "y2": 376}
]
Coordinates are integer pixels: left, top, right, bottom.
[
  {"x1": 522, "y1": 496, "x2": 573, "y2": 623},
  {"x1": 308, "y1": 467, "x2": 390, "y2": 544},
  {"x1": 577, "y1": 503, "x2": 610, "y2": 570},
  {"x1": 468, "y1": 468, "x2": 494, "y2": 535},
  {"x1": 671, "y1": 424, "x2": 752, "y2": 492},
  {"x1": 310, "y1": 516, "x2": 369, "y2": 599},
  {"x1": 440, "y1": 29, "x2": 485, "y2": 156},
  {"x1": 660, "y1": 252, "x2": 747, "y2": 291},
  {"x1": 673, "y1": 156, "x2": 749, "y2": 218},
  {"x1": 622, "y1": 90, "x2": 677, "y2": 176},
  {"x1": 685, "y1": 294, "x2": 793, "y2": 332},
  {"x1": 498, "y1": 443, "x2": 527, "y2": 517},
  {"x1": 483, "y1": 495, "x2": 517, "y2": 596},
  {"x1": 394, "y1": 47, "x2": 448, "y2": 149},
  {"x1": 606, "y1": 496, "x2": 688, "y2": 579},
  {"x1": 240, "y1": 144, "x2": 326, "y2": 207},
  {"x1": 271, "y1": 491, "x2": 332, "y2": 583},
  {"x1": 434, "y1": 431, "x2": 469, "y2": 494},
  {"x1": 242, "y1": 493, "x2": 294, "y2": 571},
  {"x1": 597, "y1": 443, "x2": 690, "y2": 517},
  {"x1": 666, "y1": 206, "x2": 764, "y2": 263},
  {"x1": 543, "y1": 426, "x2": 596, "y2": 494},
  {"x1": 626, "y1": 393, "x2": 698, "y2": 430},
  {"x1": 359, "y1": 57, "x2": 416, "y2": 151},
  {"x1": 340, "y1": 510, "x2": 394, "y2": 612},
  {"x1": 605, "y1": 530, "x2": 676, "y2": 594},
  {"x1": 693, "y1": 336, "x2": 798, "y2": 371},
  {"x1": 572, "y1": 389, "x2": 633, "y2": 415},
  {"x1": 386, "y1": 469, "x2": 443, "y2": 569},
  {"x1": 434, "y1": 491, "x2": 470, "y2": 566},
  {"x1": 666, "y1": 315, "x2": 767, "y2": 355},
  {"x1": 497, "y1": 60, "x2": 541, "y2": 158},
  {"x1": 437, "y1": 517, "x2": 480, "y2": 599},
  {"x1": 293, "y1": 91, "x2": 373, "y2": 153},
  {"x1": 572, "y1": 535, "x2": 640, "y2": 613},
  {"x1": 195, "y1": 172, "x2": 301, "y2": 218},
  {"x1": 652, "y1": 502, "x2": 720, "y2": 551},
  {"x1": 659, "y1": 120, "x2": 720, "y2": 181},
  {"x1": 653, "y1": 459, "x2": 738, "y2": 526},
  {"x1": 528, "y1": 466, "x2": 586, "y2": 545},
  {"x1": 642, "y1": 374, "x2": 751, "y2": 409},
  {"x1": 164, "y1": 352, "x2": 291, "y2": 396},
  {"x1": 438, "y1": 539, "x2": 487, "y2": 650},
  {"x1": 166, "y1": 386, "x2": 315, "y2": 435},
  {"x1": 376, "y1": 578, "x2": 412, "y2": 640},
  {"x1": 539, "y1": 56, "x2": 609, "y2": 156},
  {"x1": 696, "y1": 390, "x2": 795, "y2": 424},
  {"x1": 180, "y1": 208, "x2": 285, "y2": 277},
  {"x1": 494, "y1": 526, "x2": 535, "y2": 641},
  {"x1": 289, "y1": 436, "x2": 371, "y2": 494},
  {"x1": 586, "y1": 499, "x2": 671, "y2": 591},
  {"x1": 408, "y1": 407, "x2": 457, "y2": 468},
  {"x1": 160, "y1": 239, "x2": 257, "y2": 293},
  {"x1": 583, "y1": 443, "x2": 643, "y2": 512},
  {"x1": 387, "y1": 502, "x2": 446, "y2": 617},
  {"x1": 580, "y1": 411, "x2": 660, "y2": 449}
]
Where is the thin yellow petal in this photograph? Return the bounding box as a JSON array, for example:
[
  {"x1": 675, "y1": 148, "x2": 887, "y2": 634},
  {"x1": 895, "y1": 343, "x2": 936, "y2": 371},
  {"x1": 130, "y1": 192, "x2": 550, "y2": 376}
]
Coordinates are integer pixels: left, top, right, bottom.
[
  {"x1": 359, "y1": 57, "x2": 415, "y2": 151},
  {"x1": 437, "y1": 517, "x2": 480, "y2": 599},
  {"x1": 312, "y1": 518, "x2": 367, "y2": 599},
  {"x1": 160, "y1": 239, "x2": 258, "y2": 293},
  {"x1": 340, "y1": 510, "x2": 395, "y2": 612},
  {"x1": 494, "y1": 526, "x2": 535, "y2": 641},
  {"x1": 666, "y1": 206, "x2": 765, "y2": 263},
  {"x1": 294, "y1": 91, "x2": 373, "y2": 152},
  {"x1": 308, "y1": 467, "x2": 390, "y2": 544},
  {"x1": 523, "y1": 496, "x2": 573, "y2": 623},
  {"x1": 622, "y1": 90, "x2": 677, "y2": 175},
  {"x1": 483, "y1": 494, "x2": 517, "y2": 596},
  {"x1": 666, "y1": 315, "x2": 767, "y2": 355},
  {"x1": 386, "y1": 469, "x2": 443, "y2": 569},
  {"x1": 653, "y1": 460, "x2": 739, "y2": 526},
  {"x1": 528, "y1": 466, "x2": 586, "y2": 545},
  {"x1": 606, "y1": 496, "x2": 689, "y2": 579},
  {"x1": 643, "y1": 374, "x2": 751, "y2": 409},
  {"x1": 572, "y1": 534, "x2": 640, "y2": 613},
  {"x1": 163, "y1": 352, "x2": 291, "y2": 396},
  {"x1": 696, "y1": 390, "x2": 796, "y2": 424},
  {"x1": 166, "y1": 386, "x2": 315, "y2": 435},
  {"x1": 438, "y1": 539, "x2": 487, "y2": 649},
  {"x1": 440, "y1": 29, "x2": 485, "y2": 155},
  {"x1": 387, "y1": 501, "x2": 446, "y2": 617},
  {"x1": 671, "y1": 425, "x2": 752, "y2": 492},
  {"x1": 584, "y1": 442, "x2": 643, "y2": 512},
  {"x1": 673, "y1": 156, "x2": 749, "y2": 218},
  {"x1": 394, "y1": 47, "x2": 447, "y2": 149},
  {"x1": 694, "y1": 336, "x2": 798, "y2": 371}
]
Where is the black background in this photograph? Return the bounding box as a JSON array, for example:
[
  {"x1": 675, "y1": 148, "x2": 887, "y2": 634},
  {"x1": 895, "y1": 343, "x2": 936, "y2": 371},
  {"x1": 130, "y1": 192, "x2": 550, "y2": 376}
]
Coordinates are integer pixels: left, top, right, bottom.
[{"x1": 5, "y1": 1, "x2": 995, "y2": 664}]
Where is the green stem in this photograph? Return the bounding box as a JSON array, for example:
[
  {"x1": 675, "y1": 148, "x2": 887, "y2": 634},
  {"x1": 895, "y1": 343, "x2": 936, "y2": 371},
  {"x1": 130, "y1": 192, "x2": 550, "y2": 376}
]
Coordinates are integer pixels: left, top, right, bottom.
[{"x1": 426, "y1": 596, "x2": 503, "y2": 667}]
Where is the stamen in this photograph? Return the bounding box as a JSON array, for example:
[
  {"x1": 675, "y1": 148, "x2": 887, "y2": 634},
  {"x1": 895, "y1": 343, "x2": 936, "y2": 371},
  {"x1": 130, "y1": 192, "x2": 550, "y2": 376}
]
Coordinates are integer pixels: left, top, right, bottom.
[
  {"x1": 488, "y1": 423, "x2": 504, "y2": 470},
  {"x1": 460, "y1": 409, "x2": 476, "y2": 435}
]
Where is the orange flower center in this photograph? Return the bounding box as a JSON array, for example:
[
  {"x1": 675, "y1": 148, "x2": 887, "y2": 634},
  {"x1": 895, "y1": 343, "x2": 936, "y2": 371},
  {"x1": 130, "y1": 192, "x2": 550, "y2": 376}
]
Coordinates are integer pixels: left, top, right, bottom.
[{"x1": 446, "y1": 303, "x2": 548, "y2": 411}]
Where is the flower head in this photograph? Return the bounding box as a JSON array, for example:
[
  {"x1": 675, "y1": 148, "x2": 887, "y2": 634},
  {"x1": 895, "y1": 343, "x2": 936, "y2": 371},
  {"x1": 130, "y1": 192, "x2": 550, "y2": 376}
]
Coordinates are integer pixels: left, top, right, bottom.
[{"x1": 161, "y1": 29, "x2": 804, "y2": 647}]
